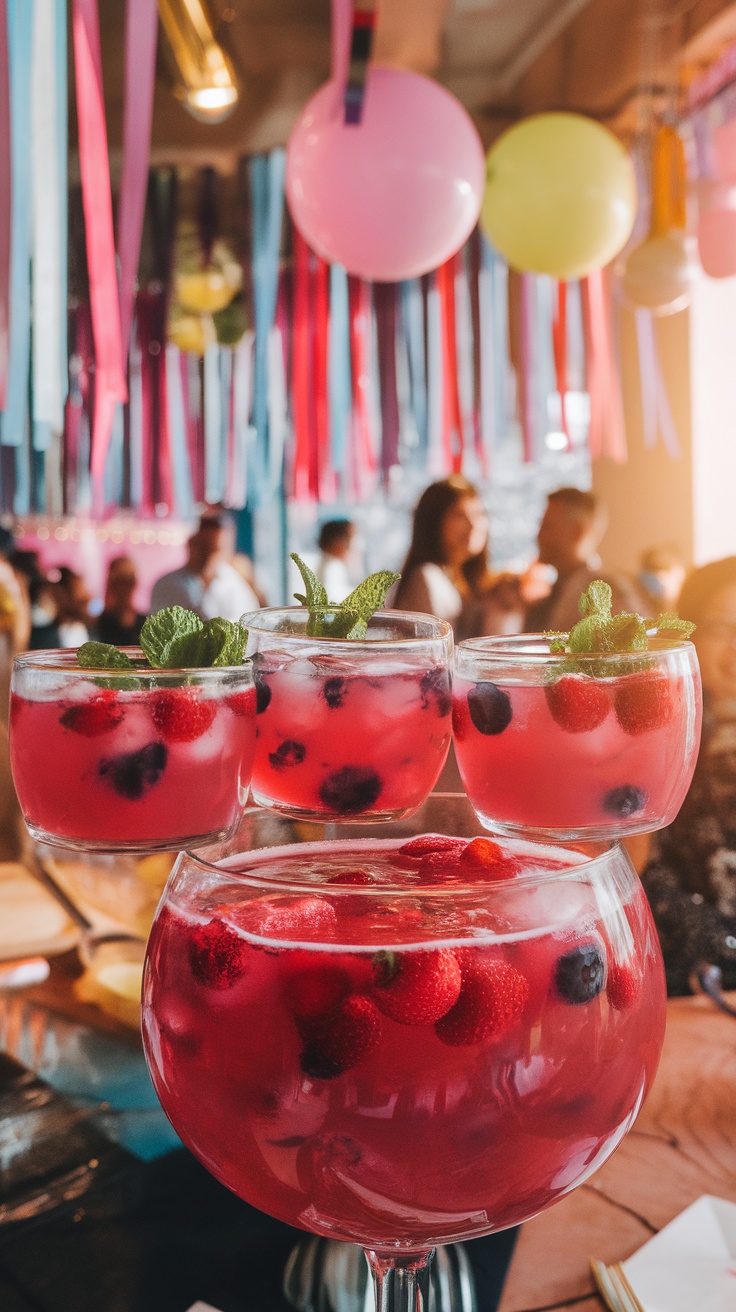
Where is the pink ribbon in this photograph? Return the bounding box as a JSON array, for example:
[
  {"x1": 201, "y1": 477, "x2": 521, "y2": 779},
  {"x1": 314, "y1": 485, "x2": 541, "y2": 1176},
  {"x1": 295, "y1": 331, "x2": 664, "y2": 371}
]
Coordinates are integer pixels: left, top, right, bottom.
[
  {"x1": 72, "y1": 0, "x2": 127, "y2": 502},
  {"x1": 0, "y1": 0, "x2": 10, "y2": 412},
  {"x1": 117, "y1": 0, "x2": 158, "y2": 357},
  {"x1": 582, "y1": 269, "x2": 627, "y2": 464}
]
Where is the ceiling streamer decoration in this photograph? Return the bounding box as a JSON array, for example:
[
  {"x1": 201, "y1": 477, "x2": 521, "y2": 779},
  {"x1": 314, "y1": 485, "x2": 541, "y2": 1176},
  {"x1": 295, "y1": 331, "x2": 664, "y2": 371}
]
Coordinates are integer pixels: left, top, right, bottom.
[
  {"x1": 72, "y1": 0, "x2": 126, "y2": 507},
  {"x1": 0, "y1": 0, "x2": 9, "y2": 413}
]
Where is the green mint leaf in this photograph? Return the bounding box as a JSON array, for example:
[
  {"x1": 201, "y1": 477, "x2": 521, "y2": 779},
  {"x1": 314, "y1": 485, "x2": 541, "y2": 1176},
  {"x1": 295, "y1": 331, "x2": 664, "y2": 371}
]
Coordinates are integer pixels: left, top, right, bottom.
[
  {"x1": 139, "y1": 607, "x2": 204, "y2": 668},
  {"x1": 650, "y1": 612, "x2": 696, "y2": 639},
  {"x1": 77, "y1": 642, "x2": 137, "y2": 671},
  {"x1": 291, "y1": 555, "x2": 328, "y2": 610},
  {"x1": 167, "y1": 617, "x2": 248, "y2": 668},
  {"x1": 340, "y1": 571, "x2": 400, "y2": 627},
  {"x1": 578, "y1": 580, "x2": 613, "y2": 620}
]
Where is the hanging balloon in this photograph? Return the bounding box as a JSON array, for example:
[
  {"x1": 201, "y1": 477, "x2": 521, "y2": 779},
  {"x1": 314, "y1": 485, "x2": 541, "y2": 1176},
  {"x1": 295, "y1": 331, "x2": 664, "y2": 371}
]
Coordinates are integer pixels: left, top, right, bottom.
[
  {"x1": 285, "y1": 67, "x2": 485, "y2": 282},
  {"x1": 175, "y1": 222, "x2": 242, "y2": 314},
  {"x1": 696, "y1": 182, "x2": 736, "y2": 279},
  {"x1": 619, "y1": 124, "x2": 692, "y2": 314},
  {"x1": 168, "y1": 308, "x2": 215, "y2": 355},
  {"x1": 620, "y1": 232, "x2": 693, "y2": 314},
  {"x1": 480, "y1": 113, "x2": 636, "y2": 278}
]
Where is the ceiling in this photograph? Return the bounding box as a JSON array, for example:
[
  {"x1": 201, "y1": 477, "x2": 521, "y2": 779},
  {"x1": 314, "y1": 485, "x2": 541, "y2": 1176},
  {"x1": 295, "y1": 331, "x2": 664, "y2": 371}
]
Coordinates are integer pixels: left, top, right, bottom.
[{"x1": 93, "y1": 0, "x2": 736, "y2": 173}]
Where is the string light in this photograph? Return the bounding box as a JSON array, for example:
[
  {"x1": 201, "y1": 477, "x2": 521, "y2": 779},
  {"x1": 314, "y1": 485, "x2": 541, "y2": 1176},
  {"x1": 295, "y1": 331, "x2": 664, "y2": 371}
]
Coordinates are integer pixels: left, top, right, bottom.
[{"x1": 158, "y1": 0, "x2": 240, "y2": 125}]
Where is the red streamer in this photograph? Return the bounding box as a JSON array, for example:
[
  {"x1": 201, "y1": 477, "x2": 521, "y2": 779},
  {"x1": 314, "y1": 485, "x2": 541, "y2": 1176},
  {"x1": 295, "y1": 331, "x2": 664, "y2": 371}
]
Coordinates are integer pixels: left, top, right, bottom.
[
  {"x1": 0, "y1": 0, "x2": 10, "y2": 412},
  {"x1": 292, "y1": 228, "x2": 312, "y2": 501},
  {"x1": 582, "y1": 269, "x2": 627, "y2": 464},
  {"x1": 72, "y1": 0, "x2": 126, "y2": 502},
  {"x1": 436, "y1": 256, "x2": 464, "y2": 473},
  {"x1": 348, "y1": 275, "x2": 376, "y2": 496},
  {"x1": 552, "y1": 281, "x2": 570, "y2": 446},
  {"x1": 312, "y1": 252, "x2": 333, "y2": 502}
]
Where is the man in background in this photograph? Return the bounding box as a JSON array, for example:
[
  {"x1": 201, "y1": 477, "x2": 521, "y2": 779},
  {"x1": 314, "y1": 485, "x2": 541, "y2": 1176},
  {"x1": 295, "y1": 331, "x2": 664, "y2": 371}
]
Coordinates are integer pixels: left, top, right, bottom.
[
  {"x1": 524, "y1": 487, "x2": 645, "y2": 632},
  {"x1": 314, "y1": 519, "x2": 358, "y2": 603},
  {"x1": 151, "y1": 513, "x2": 259, "y2": 622}
]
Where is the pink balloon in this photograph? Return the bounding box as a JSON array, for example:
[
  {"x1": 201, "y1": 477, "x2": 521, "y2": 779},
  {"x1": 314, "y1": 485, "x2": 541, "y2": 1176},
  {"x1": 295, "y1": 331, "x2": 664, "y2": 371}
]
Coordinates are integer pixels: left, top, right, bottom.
[
  {"x1": 285, "y1": 67, "x2": 485, "y2": 282},
  {"x1": 698, "y1": 203, "x2": 736, "y2": 278}
]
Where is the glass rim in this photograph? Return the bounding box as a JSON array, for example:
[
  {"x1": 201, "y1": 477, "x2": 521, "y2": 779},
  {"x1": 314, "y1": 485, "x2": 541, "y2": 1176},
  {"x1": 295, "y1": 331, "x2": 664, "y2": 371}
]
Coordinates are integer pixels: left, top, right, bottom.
[
  {"x1": 456, "y1": 632, "x2": 696, "y2": 665},
  {"x1": 12, "y1": 647, "x2": 254, "y2": 677},
  {"x1": 181, "y1": 798, "x2": 625, "y2": 895},
  {"x1": 240, "y1": 607, "x2": 453, "y2": 647}
]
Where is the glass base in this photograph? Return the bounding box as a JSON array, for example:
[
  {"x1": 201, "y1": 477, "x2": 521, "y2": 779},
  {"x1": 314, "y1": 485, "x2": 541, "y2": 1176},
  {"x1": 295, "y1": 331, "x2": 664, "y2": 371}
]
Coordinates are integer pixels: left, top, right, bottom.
[
  {"x1": 250, "y1": 791, "x2": 420, "y2": 826},
  {"x1": 473, "y1": 809, "x2": 665, "y2": 844},
  {"x1": 25, "y1": 819, "x2": 238, "y2": 856},
  {"x1": 283, "y1": 1239, "x2": 475, "y2": 1312}
]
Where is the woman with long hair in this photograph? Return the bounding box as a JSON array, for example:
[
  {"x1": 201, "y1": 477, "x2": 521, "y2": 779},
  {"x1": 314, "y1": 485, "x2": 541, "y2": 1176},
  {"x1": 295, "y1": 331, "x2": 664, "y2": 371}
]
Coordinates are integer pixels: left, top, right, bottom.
[{"x1": 393, "y1": 476, "x2": 490, "y2": 634}]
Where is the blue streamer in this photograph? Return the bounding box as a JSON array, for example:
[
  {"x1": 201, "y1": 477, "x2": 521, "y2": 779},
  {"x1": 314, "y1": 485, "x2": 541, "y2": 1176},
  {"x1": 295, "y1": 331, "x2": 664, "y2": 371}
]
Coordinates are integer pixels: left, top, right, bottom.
[
  {"x1": 328, "y1": 263, "x2": 351, "y2": 476},
  {"x1": 1, "y1": 1, "x2": 32, "y2": 446},
  {"x1": 13, "y1": 412, "x2": 29, "y2": 512},
  {"x1": 400, "y1": 279, "x2": 427, "y2": 454},
  {"x1": 204, "y1": 343, "x2": 222, "y2": 503},
  {"x1": 103, "y1": 402, "x2": 125, "y2": 507},
  {"x1": 535, "y1": 275, "x2": 557, "y2": 443},
  {"x1": 248, "y1": 149, "x2": 285, "y2": 508},
  {"x1": 165, "y1": 345, "x2": 194, "y2": 517},
  {"x1": 485, "y1": 239, "x2": 509, "y2": 450}
]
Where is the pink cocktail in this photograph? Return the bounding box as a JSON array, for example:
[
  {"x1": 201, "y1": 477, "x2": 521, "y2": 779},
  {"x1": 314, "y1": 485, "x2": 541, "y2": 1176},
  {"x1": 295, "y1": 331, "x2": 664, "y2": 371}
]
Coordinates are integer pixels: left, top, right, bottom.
[
  {"x1": 453, "y1": 636, "x2": 702, "y2": 841},
  {"x1": 143, "y1": 830, "x2": 665, "y2": 1254},
  {"x1": 10, "y1": 651, "x2": 257, "y2": 853},
  {"x1": 243, "y1": 609, "x2": 453, "y2": 821}
]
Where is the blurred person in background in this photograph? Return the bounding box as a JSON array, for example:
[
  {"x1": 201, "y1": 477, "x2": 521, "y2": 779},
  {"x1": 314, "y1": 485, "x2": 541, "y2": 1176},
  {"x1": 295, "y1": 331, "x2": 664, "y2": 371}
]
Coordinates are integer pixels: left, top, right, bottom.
[
  {"x1": 151, "y1": 513, "x2": 258, "y2": 622},
  {"x1": 314, "y1": 518, "x2": 358, "y2": 603},
  {"x1": 55, "y1": 566, "x2": 91, "y2": 647},
  {"x1": 96, "y1": 556, "x2": 146, "y2": 647},
  {"x1": 524, "y1": 487, "x2": 645, "y2": 633},
  {"x1": 637, "y1": 545, "x2": 687, "y2": 616},
  {"x1": 641, "y1": 557, "x2": 736, "y2": 995},
  {"x1": 393, "y1": 477, "x2": 492, "y2": 637}
]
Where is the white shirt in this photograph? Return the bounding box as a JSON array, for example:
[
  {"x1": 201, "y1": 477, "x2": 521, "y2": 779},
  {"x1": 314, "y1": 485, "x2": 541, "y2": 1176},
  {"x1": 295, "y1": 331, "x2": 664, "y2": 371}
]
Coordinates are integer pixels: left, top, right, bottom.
[
  {"x1": 150, "y1": 562, "x2": 259, "y2": 624},
  {"x1": 314, "y1": 553, "x2": 352, "y2": 603}
]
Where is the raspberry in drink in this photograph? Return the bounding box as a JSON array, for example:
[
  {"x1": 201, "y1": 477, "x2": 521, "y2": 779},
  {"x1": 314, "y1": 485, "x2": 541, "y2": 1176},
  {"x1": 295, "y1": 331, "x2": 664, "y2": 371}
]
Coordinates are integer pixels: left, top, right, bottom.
[
  {"x1": 10, "y1": 652, "x2": 257, "y2": 852},
  {"x1": 243, "y1": 609, "x2": 453, "y2": 821},
  {"x1": 143, "y1": 834, "x2": 665, "y2": 1249},
  {"x1": 453, "y1": 636, "x2": 702, "y2": 840}
]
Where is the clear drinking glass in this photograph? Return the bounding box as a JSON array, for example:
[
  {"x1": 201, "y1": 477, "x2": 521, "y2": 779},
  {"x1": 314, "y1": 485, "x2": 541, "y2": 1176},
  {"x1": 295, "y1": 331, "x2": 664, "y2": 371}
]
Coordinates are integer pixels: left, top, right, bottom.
[
  {"x1": 10, "y1": 650, "x2": 256, "y2": 853},
  {"x1": 142, "y1": 794, "x2": 666, "y2": 1312},
  {"x1": 241, "y1": 608, "x2": 453, "y2": 822},
  {"x1": 453, "y1": 635, "x2": 702, "y2": 841}
]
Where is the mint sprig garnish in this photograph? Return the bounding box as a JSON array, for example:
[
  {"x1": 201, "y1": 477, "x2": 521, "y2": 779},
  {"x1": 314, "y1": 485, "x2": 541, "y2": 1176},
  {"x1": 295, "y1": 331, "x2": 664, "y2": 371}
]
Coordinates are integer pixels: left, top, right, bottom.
[
  {"x1": 546, "y1": 580, "x2": 694, "y2": 676},
  {"x1": 291, "y1": 553, "x2": 400, "y2": 639},
  {"x1": 77, "y1": 606, "x2": 248, "y2": 676}
]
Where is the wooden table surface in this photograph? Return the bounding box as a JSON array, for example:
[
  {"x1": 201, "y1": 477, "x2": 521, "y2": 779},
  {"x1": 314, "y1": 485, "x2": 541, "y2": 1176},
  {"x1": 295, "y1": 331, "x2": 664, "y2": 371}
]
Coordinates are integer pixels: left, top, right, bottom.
[{"x1": 498, "y1": 992, "x2": 736, "y2": 1312}]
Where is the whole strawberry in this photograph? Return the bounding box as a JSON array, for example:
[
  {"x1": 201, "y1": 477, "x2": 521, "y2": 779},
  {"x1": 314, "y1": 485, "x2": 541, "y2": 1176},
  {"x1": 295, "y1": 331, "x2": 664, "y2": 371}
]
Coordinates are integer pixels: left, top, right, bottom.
[
  {"x1": 59, "y1": 691, "x2": 124, "y2": 736},
  {"x1": 299, "y1": 993, "x2": 382, "y2": 1079},
  {"x1": 545, "y1": 674, "x2": 610, "y2": 733},
  {"x1": 435, "y1": 955, "x2": 528, "y2": 1046},
  {"x1": 151, "y1": 686, "x2": 217, "y2": 742},
  {"x1": 614, "y1": 670, "x2": 673, "y2": 735},
  {"x1": 398, "y1": 835, "x2": 467, "y2": 859},
  {"x1": 458, "y1": 837, "x2": 520, "y2": 881},
  {"x1": 371, "y1": 949, "x2": 462, "y2": 1025},
  {"x1": 606, "y1": 961, "x2": 641, "y2": 1011},
  {"x1": 188, "y1": 917, "x2": 248, "y2": 990}
]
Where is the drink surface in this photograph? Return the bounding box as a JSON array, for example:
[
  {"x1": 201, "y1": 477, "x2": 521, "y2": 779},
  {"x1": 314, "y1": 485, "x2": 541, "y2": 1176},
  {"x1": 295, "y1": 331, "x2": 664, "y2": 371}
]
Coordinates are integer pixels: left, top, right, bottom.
[
  {"x1": 250, "y1": 658, "x2": 452, "y2": 819},
  {"x1": 10, "y1": 684, "x2": 256, "y2": 848},
  {"x1": 143, "y1": 837, "x2": 665, "y2": 1251},
  {"x1": 453, "y1": 658, "x2": 701, "y2": 838}
]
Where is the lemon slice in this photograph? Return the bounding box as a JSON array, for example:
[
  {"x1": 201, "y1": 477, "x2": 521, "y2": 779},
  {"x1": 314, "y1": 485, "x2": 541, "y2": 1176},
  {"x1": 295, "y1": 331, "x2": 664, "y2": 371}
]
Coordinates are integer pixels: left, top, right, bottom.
[{"x1": 76, "y1": 957, "x2": 143, "y2": 1028}]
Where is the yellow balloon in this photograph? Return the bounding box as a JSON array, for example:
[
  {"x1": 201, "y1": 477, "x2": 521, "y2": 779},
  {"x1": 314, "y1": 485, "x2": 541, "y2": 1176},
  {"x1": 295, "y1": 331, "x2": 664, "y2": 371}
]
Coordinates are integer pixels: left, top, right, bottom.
[
  {"x1": 176, "y1": 267, "x2": 241, "y2": 314},
  {"x1": 168, "y1": 311, "x2": 215, "y2": 355},
  {"x1": 481, "y1": 113, "x2": 637, "y2": 278}
]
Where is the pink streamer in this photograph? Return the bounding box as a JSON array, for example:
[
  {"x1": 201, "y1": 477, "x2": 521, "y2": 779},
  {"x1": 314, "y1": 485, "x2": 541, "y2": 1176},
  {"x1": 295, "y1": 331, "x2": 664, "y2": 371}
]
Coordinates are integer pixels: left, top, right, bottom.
[
  {"x1": 0, "y1": 0, "x2": 10, "y2": 412},
  {"x1": 331, "y1": 0, "x2": 352, "y2": 89},
  {"x1": 72, "y1": 0, "x2": 126, "y2": 502},
  {"x1": 583, "y1": 270, "x2": 627, "y2": 464},
  {"x1": 117, "y1": 0, "x2": 158, "y2": 356}
]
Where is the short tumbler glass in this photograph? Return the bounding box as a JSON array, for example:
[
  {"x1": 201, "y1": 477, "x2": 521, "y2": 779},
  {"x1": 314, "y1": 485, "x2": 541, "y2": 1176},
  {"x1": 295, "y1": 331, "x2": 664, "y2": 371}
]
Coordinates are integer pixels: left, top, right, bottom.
[
  {"x1": 242, "y1": 608, "x2": 453, "y2": 823},
  {"x1": 453, "y1": 634, "x2": 702, "y2": 842},
  {"x1": 10, "y1": 650, "x2": 257, "y2": 853}
]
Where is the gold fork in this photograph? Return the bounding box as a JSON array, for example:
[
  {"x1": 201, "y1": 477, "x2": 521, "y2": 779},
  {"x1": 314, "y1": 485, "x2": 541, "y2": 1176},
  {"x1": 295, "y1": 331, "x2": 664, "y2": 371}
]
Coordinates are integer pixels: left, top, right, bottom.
[{"x1": 590, "y1": 1258, "x2": 646, "y2": 1312}]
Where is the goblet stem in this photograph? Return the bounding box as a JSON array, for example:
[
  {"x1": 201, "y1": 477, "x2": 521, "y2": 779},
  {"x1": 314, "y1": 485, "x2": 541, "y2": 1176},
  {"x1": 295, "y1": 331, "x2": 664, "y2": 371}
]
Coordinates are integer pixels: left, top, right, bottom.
[{"x1": 366, "y1": 1249, "x2": 435, "y2": 1312}]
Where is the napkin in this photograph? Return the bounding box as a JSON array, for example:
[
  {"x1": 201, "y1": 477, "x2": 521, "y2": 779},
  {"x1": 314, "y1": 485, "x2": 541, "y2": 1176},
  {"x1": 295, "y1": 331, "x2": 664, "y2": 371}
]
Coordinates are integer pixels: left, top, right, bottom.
[{"x1": 622, "y1": 1196, "x2": 736, "y2": 1312}]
